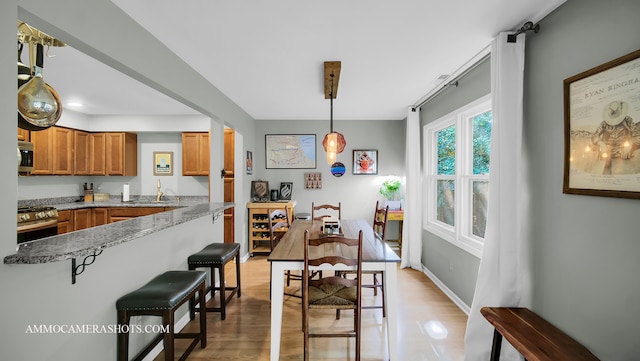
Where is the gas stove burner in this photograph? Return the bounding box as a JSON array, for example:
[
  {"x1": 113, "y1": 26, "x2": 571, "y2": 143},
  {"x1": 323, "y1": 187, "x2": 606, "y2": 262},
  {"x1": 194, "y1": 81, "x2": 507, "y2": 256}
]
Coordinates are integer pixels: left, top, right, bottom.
[{"x1": 18, "y1": 205, "x2": 57, "y2": 213}]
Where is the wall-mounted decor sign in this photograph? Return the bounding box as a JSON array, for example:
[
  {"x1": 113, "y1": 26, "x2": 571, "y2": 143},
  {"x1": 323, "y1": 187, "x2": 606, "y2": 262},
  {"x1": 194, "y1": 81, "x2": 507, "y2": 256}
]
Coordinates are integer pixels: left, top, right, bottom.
[
  {"x1": 246, "y1": 150, "x2": 253, "y2": 175},
  {"x1": 353, "y1": 149, "x2": 378, "y2": 175},
  {"x1": 305, "y1": 172, "x2": 322, "y2": 189},
  {"x1": 265, "y1": 134, "x2": 316, "y2": 169},
  {"x1": 251, "y1": 180, "x2": 269, "y2": 202},
  {"x1": 563, "y1": 49, "x2": 640, "y2": 199},
  {"x1": 330, "y1": 162, "x2": 346, "y2": 177},
  {"x1": 153, "y1": 151, "x2": 173, "y2": 176},
  {"x1": 279, "y1": 182, "x2": 293, "y2": 200}
]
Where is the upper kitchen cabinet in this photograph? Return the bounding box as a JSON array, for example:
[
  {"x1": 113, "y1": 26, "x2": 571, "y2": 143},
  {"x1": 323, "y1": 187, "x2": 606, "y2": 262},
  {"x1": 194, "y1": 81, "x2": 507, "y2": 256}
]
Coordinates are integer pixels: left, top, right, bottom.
[
  {"x1": 74, "y1": 130, "x2": 90, "y2": 175},
  {"x1": 182, "y1": 132, "x2": 209, "y2": 176},
  {"x1": 89, "y1": 132, "x2": 106, "y2": 175},
  {"x1": 89, "y1": 132, "x2": 138, "y2": 176},
  {"x1": 106, "y1": 132, "x2": 137, "y2": 176},
  {"x1": 18, "y1": 127, "x2": 29, "y2": 141},
  {"x1": 224, "y1": 128, "x2": 234, "y2": 177},
  {"x1": 31, "y1": 126, "x2": 74, "y2": 175}
]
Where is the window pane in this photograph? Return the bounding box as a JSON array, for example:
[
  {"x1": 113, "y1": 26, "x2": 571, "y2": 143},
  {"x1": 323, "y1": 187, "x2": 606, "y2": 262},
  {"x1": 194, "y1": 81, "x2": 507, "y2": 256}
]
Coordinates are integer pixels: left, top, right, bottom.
[
  {"x1": 437, "y1": 125, "x2": 456, "y2": 175},
  {"x1": 472, "y1": 180, "x2": 489, "y2": 238},
  {"x1": 436, "y1": 180, "x2": 455, "y2": 226},
  {"x1": 472, "y1": 111, "x2": 492, "y2": 175}
]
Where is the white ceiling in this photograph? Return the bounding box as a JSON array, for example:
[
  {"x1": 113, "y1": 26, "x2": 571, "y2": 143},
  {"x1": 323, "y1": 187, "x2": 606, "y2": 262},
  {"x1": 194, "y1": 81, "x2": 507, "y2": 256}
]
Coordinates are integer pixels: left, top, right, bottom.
[{"x1": 33, "y1": 0, "x2": 565, "y2": 121}]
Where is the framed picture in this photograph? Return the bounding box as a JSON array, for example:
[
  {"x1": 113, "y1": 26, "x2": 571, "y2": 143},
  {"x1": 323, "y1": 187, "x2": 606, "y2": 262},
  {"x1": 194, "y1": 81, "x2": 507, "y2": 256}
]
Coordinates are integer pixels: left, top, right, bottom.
[
  {"x1": 279, "y1": 182, "x2": 293, "y2": 200},
  {"x1": 246, "y1": 150, "x2": 253, "y2": 175},
  {"x1": 353, "y1": 149, "x2": 378, "y2": 175},
  {"x1": 251, "y1": 180, "x2": 270, "y2": 202},
  {"x1": 265, "y1": 134, "x2": 316, "y2": 169},
  {"x1": 153, "y1": 151, "x2": 173, "y2": 176},
  {"x1": 563, "y1": 49, "x2": 640, "y2": 199}
]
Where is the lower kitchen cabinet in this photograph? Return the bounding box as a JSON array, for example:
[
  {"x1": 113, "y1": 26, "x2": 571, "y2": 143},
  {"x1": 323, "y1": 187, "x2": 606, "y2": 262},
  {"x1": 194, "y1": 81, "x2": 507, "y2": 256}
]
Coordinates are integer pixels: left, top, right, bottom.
[{"x1": 57, "y1": 210, "x2": 74, "y2": 234}]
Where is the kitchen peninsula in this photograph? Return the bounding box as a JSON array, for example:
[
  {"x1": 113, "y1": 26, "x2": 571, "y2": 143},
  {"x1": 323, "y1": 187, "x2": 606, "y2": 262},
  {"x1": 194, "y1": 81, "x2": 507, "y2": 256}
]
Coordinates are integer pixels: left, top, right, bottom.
[{"x1": 6, "y1": 201, "x2": 233, "y2": 266}]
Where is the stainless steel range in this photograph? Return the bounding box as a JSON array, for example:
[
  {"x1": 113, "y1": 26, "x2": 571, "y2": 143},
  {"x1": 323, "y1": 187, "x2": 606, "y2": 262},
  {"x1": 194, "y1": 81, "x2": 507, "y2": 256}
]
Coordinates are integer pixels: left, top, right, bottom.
[{"x1": 17, "y1": 205, "x2": 59, "y2": 243}]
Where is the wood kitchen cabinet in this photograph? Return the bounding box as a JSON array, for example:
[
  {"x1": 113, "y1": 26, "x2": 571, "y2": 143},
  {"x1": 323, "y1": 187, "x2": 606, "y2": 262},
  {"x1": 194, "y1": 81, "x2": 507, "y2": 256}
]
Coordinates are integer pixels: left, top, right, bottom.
[
  {"x1": 108, "y1": 207, "x2": 167, "y2": 223},
  {"x1": 73, "y1": 208, "x2": 92, "y2": 230},
  {"x1": 18, "y1": 127, "x2": 29, "y2": 141},
  {"x1": 92, "y1": 208, "x2": 109, "y2": 227},
  {"x1": 74, "y1": 130, "x2": 90, "y2": 175},
  {"x1": 73, "y1": 208, "x2": 108, "y2": 230},
  {"x1": 31, "y1": 126, "x2": 74, "y2": 175},
  {"x1": 57, "y1": 210, "x2": 74, "y2": 234},
  {"x1": 88, "y1": 132, "x2": 137, "y2": 176},
  {"x1": 106, "y1": 132, "x2": 137, "y2": 176},
  {"x1": 182, "y1": 132, "x2": 209, "y2": 176}
]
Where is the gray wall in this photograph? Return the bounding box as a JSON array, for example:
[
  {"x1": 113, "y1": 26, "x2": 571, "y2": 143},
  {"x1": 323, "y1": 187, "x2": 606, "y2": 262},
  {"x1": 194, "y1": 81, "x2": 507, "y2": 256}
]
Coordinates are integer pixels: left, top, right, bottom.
[
  {"x1": 524, "y1": 0, "x2": 640, "y2": 359},
  {"x1": 420, "y1": 0, "x2": 640, "y2": 359},
  {"x1": 254, "y1": 119, "x2": 406, "y2": 225},
  {"x1": 419, "y1": 59, "x2": 491, "y2": 307}
]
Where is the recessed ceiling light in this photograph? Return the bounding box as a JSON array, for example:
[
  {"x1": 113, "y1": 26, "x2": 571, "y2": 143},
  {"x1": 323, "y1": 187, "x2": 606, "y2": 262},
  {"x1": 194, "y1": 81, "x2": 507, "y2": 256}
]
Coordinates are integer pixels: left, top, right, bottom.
[{"x1": 66, "y1": 102, "x2": 84, "y2": 108}]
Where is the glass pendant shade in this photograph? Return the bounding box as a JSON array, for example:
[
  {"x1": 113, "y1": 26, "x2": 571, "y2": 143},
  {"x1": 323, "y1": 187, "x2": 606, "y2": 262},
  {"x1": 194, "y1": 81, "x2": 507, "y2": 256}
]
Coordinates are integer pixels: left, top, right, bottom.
[{"x1": 322, "y1": 131, "x2": 346, "y2": 164}]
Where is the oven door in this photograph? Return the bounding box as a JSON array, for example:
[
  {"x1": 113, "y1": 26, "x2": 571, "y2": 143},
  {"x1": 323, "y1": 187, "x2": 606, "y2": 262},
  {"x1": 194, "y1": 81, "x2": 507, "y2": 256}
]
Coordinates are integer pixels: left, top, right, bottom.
[{"x1": 17, "y1": 219, "x2": 58, "y2": 244}]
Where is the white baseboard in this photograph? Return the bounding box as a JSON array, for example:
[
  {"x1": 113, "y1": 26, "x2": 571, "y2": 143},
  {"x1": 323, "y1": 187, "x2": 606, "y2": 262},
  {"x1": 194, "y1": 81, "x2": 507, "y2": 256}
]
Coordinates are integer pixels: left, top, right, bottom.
[{"x1": 421, "y1": 265, "x2": 471, "y2": 315}]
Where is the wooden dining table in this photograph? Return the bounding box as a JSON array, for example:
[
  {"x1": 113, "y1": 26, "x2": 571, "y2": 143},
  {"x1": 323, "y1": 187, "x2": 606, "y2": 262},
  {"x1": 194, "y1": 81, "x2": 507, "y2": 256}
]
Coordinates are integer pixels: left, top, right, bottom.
[{"x1": 268, "y1": 219, "x2": 401, "y2": 360}]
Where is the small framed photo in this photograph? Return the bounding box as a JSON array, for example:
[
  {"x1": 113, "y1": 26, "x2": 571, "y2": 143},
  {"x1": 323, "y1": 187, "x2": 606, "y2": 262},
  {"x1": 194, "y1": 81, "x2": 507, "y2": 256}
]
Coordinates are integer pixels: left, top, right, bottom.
[
  {"x1": 353, "y1": 149, "x2": 378, "y2": 175},
  {"x1": 279, "y1": 182, "x2": 293, "y2": 200},
  {"x1": 153, "y1": 151, "x2": 173, "y2": 176},
  {"x1": 251, "y1": 180, "x2": 269, "y2": 202}
]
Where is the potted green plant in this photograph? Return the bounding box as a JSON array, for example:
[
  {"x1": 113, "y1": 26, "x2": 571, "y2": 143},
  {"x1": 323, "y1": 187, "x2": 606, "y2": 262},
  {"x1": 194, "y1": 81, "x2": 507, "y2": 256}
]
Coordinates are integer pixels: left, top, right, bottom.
[{"x1": 379, "y1": 176, "x2": 402, "y2": 210}]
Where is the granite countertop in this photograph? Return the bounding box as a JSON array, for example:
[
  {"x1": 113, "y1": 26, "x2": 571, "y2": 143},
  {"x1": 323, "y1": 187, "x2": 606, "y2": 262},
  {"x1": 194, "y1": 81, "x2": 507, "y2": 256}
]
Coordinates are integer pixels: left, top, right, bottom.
[
  {"x1": 5, "y1": 201, "x2": 234, "y2": 265},
  {"x1": 20, "y1": 195, "x2": 209, "y2": 211}
]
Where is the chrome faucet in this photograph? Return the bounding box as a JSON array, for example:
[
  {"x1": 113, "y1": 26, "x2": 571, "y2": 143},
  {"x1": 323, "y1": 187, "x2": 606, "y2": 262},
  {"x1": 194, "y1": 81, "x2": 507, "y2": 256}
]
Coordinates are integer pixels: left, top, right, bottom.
[{"x1": 156, "y1": 179, "x2": 164, "y2": 202}]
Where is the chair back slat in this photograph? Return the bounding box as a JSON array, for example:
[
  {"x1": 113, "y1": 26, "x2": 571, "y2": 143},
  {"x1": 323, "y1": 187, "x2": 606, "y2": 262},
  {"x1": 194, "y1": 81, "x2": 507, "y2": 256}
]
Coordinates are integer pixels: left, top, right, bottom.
[
  {"x1": 311, "y1": 202, "x2": 341, "y2": 220},
  {"x1": 268, "y1": 207, "x2": 290, "y2": 251},
  {"x1": 372, "y1": 201, "x2": 389, "y2": 240}
]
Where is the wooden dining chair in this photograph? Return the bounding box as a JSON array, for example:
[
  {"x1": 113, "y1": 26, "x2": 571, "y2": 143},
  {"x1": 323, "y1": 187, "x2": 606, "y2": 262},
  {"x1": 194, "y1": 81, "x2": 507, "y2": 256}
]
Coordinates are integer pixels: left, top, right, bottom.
[
  {"x1": 338, "y1": 201, "x2": 388, "y2": 318},
  {"x1": 303, "y1": 229, "x2": 363, "y2": 361},
  {"x1": 268, "y1": 207, "x2": 301, "y2": 298},
  {"x1": 311, "y1": 202, "x2": 341, "y2": 220}
]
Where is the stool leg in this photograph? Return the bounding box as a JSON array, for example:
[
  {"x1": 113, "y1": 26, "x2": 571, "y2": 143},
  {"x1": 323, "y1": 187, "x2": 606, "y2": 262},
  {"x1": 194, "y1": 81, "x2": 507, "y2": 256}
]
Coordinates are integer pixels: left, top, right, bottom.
[
  {"x1": 235, "y1": 252, "x2": 241, "y2": 298},
  {"x1": 116, "y1": 310, "x2": 130, "y2": 361},
  {"x1": 163, "y1": 311, "x2": 174, "y2": 361},
  {"x1": 198, "y1": 281, "x2": 207, "y2": 348},
  {"x1": 218, "y1": 264, "x2": 227, "y2": 320},
  {"x1": 489, "y1": 329, "x2": 503, "y2": 361}
]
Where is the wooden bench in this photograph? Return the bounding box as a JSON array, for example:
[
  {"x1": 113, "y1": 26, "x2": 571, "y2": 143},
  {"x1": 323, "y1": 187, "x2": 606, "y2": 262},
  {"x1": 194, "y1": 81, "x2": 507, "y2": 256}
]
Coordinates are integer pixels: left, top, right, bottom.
[{"x1": 480, "y1": 307, "x2": 600, "y2": 361}]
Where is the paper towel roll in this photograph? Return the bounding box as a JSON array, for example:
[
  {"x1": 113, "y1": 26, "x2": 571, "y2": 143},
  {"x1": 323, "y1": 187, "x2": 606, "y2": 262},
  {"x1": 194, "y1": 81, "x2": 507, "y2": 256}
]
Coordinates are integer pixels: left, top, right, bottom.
[{"x1": 123, "y1": 184, "x2": 130, "y2": 202}]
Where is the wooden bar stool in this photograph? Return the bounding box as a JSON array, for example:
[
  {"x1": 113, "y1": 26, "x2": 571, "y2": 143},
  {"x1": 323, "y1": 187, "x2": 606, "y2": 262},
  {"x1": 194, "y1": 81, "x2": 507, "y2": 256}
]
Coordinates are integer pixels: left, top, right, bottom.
[
  {"x1": 188, "y1": 243, "x2": 241, "y2": 320},
  {"x1": 116, "y1": 270, "x2": 207, "y2": 361}
]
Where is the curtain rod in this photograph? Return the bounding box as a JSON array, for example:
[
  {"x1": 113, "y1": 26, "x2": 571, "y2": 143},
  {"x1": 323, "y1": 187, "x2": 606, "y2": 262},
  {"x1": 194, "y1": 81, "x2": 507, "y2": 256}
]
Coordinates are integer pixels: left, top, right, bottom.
[{"x1": 412, "y1": 45, "x2": 491, "y2": 110}]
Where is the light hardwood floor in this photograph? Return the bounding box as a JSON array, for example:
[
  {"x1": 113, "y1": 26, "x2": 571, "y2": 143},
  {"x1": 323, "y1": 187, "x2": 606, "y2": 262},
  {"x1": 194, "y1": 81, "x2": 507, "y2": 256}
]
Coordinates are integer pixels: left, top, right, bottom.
[{"x1": 156, "y1": 255, "x2": 467, "y2": 361}]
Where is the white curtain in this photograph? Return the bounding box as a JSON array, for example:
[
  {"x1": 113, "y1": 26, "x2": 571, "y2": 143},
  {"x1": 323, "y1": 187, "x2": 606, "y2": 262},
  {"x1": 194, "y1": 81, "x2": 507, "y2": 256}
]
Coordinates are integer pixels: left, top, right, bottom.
[
  {"x1": 464, "y1": 32, "x2": 526, "y2": 361},
  {"x1": 401, "y1": 106, "x2": 422, "y2": 270}
]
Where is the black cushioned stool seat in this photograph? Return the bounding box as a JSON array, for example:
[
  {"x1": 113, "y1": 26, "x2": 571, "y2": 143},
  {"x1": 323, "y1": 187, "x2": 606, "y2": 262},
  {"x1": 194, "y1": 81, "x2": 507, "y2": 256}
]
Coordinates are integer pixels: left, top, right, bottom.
[
  {"x1": 188, "y1": 243, "x2": 241, "y2": 320},
  {"x1": 116, "y1": 270, "x2": 207, "y2": 361}
]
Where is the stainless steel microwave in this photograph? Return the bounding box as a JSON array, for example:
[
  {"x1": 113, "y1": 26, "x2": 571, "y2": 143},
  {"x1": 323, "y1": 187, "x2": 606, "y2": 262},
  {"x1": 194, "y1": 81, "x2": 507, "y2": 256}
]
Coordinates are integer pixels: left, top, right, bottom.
[{"x1": 18, "y1": 141, "x2": 34, "y2": 173}]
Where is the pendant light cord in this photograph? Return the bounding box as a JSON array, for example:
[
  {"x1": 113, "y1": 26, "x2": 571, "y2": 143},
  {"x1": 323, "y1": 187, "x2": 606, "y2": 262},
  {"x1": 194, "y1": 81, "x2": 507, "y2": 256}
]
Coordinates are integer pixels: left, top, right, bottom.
[{"x1": 329, "y1": 73, "x2": 334, "y2": 132}]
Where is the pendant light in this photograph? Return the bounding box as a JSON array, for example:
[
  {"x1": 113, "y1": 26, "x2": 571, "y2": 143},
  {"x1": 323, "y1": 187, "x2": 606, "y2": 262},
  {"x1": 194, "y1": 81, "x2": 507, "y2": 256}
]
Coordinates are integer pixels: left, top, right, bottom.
[{"x1": 322, "y1": 61, "x2": 346, "y2": 164}]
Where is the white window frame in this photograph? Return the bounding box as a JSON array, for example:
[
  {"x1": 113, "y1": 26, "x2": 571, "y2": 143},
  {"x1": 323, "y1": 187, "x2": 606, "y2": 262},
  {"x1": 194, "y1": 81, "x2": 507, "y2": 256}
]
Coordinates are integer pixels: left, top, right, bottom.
[{"x1": 423, "y1": 94, "x2": 491, "y2": 258}]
